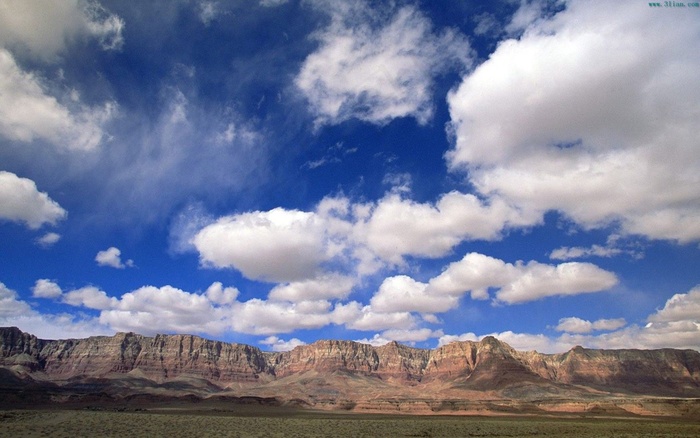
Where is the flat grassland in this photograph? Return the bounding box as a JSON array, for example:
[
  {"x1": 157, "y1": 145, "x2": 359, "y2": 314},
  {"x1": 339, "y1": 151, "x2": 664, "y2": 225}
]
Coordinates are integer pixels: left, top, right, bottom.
[{"x1": 1, "y1": 408, "x2": 699, "y2": 438}]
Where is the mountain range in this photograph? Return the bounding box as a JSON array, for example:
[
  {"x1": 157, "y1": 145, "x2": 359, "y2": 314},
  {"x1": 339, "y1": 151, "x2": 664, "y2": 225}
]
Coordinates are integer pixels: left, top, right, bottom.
[{"x1": 2, "y1": 327, "x2": 699, "y2": 417}]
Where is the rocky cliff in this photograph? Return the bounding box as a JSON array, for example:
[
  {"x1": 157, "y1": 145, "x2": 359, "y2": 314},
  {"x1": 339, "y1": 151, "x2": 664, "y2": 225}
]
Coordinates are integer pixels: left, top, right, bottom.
[{"x1": 2, "y1": 327, "x2": 700, "y2": 415}]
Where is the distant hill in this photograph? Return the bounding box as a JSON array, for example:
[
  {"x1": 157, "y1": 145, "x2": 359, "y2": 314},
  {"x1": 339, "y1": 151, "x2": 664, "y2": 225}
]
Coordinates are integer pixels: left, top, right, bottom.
[{"x1": 2, "y1": 327, "x2": 699, "y2": 417}]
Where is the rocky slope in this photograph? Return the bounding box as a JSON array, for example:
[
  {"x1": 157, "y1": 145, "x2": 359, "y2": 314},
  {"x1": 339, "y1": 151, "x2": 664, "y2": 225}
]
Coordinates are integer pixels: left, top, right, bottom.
[{"x1": 2, "y1": 327, "x2": 699, "y2": 416}]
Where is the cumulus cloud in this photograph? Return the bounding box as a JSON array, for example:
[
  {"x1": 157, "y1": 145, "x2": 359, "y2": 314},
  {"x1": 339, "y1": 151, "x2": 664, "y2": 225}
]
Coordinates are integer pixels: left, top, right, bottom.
[
  {"x1": 100, "y1": 284, "x2": 232, "y2": 335},
  {"x1": 334, "y1": 301, "x2": 416, "y2": 332},
  {"x1": 427, "y1": 252, "x2": 618, "y2": 305},
  {"x1": 0, "y1": 49, "x2": 116, "y2": 151},
  {"x1": 63, "y1": 286, "x2": 117, "y2": 310},
  {"x1": 204, "y1": 282, "x2": 239, "y2": 305},
  {"x1": 260, "y1": 335, "x2": 305, "y2": 352},
  {"x1": 370, "y1": 275, "x2": 458, "y2": 314},
  {"x1": 0, "y1": 281, "x2": 34, "y2": 317},
  {"x1": 193, "y1": 208, "x2": 333, "y2": 282},
  {"x1": 268, "y1": 274, "x2": 355, "y2": 302},
  {"x1": 356, "y1": 192, "x2": 539, "y2": 265},
  {"x1": 32, "y1": 279, "x2": 63, "y2": 299},
  {"x1": 447, "y1": 0, "x2": 700, "y2": 243},
  {"x1": 555, "y1": 317, "x2": 626, "y2": 334},
  {"x1": 229, "y1": 299, "x2": 339, "y2": 335},
  {"x1": 0, "y1": 171, "x2": 66, "y2": 229},
  {"x1": 296, "y1": 1, "x2": 470, "y2": 126},
  {"x1": 190, "y1": 189, "x2": 546, "y2": 285},
  {"x1": 0, "y1": 0, "x2": 124, "y2": 59},
  {"x1": 95, "y1": 247, "x2": 134, "y2": 269},
  {"x1": 647, "y1": 286, "x2": 700, "y2": 324}
]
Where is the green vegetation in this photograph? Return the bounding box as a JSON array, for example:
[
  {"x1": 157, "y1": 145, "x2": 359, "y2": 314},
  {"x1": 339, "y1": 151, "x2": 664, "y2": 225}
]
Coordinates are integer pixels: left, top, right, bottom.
[{"x1": 1, "y1": 409, "x2": 699, "y2": 438}]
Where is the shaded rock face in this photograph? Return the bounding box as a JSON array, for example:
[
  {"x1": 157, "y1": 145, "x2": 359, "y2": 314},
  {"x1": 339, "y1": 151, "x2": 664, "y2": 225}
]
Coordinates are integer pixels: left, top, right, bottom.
[{"x1": 1, "y1": 327, "x2": 700, "y2": 397}]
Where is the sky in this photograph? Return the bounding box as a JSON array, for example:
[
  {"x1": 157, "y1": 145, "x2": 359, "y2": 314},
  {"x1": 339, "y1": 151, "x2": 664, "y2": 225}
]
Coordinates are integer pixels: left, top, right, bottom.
[{"x1": 0, "y1": 0, "x2": 698, "y2": 354}]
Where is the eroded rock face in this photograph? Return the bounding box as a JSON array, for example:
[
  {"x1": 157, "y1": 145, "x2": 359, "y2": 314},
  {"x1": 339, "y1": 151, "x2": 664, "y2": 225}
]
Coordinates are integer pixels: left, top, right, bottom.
[
  {"x1": 1, "y1": 328, "x2": 268, "y2": 383},
  {"x1": 1, "y1": 327, "x2": 699, "y2": 398}
]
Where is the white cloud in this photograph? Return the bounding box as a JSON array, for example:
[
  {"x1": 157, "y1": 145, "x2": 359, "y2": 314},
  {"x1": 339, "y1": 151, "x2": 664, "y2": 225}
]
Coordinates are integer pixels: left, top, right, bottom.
[
  {"x1": 95, "y1": 247, "x2": 134, "y2": 269},
  {"x1": 494, "y1": 261, "x2": 619, "y2": 305},
  {"x1": 334, "y1": 301, "x2": 416, "y2": 332},
  {"x1": 0, "y1": 49, "x2": 116, "y2": 151},
  {"x1": 447, "y1": 0, "x2": 700, "y2": 243},
  {"x1": 204, "y1": 282, "x2": 239, "y2": 305},
  {"x1": 268, "y1": 274, "x2": 355, "y2": 302},
  {"x1": 191, "y1": 190, "x2": 543, "y2": 283},
  {"x1": 296, "y1": 2, "x2": 469, "y2": 126},
  {"x1": 260, "y1": 335, "x2": 305, "y2": 352},
  {"x1": 370, "y1": 275, "x2": 458, "y2": 314},
  {"x1": 229, "y1": 299, "x2": 338, "y2": 335},
  {"x1": 193, "y1": 208, "x2": 333, "y2": 282},
  {"x1": 63, "y1": 286, "x2": 117, "y2": 310},
  {"x1": 100, "y1": 284, "x2": 232, "y2": 335},
  {"x1": 35, "y1": 232, "x2": 61, "y2": 248},
  {"x1": 426, "y1": 252, "x2": 618, "y2": 305},
  {"x1": 32, "y1": 279, "x2": 63, "y2": 299},
  {"x1": 0, "y1": 171, "x2": 66, "y2": 229},
  {"x1": 0, "y1": 282, "x2": 33, "y2": 317},
  {"x1": 555, "y1": 317, "x2": 626, "y2": 334},
  {"x1": 647, "y1": 286, "x2": 700, "y2": 324},
  {"x1": 32, "y1": 280, "x2": 118, "y2": 311},
  {"x1": 0, "y1": 0, "x2": 124, "y2": 60},
  {"x1": 356, "y1": 192, "x2": 538, "y2": 265}
]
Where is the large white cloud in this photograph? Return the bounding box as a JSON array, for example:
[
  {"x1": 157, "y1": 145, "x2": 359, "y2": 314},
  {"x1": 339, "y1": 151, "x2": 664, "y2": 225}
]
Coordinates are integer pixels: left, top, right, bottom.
[
  {"x1": 193, "y1": 208, "x2": 334, "y2": 282},
  {"x1": 296, "y1": 1, "x2": 469, "y2": 126},
  {"x1": 446, "y1": 0, "x2": 700, "y2": 242},
  {"x1": 63, "y1": 286, "x2": 117, "y2": 310},
  {"x1": 0, "y1": 171, "x2": 66, "y2": 229},
  {"x1": 268, "y1": 273, "x2": 355, "y2": 302},
  {"x1": 100, "y1": 285, "x2": 232, "y2": 335},
  {"x1": 0, "y1": 0, "x2": 124, "y2": 60},
  {"x1": 647, "y1": 286, "x2": 700, "y2": 324},
  {"x1": 427, "y1": 252, "x2": 618, "y2": 305},
  {"x1": 356, "y1": 192, "x2": 538, "y2": 264},
  {"x1": 370, "y1": 275, "x2": 458, "y2": 314},
  {"x1": 0, "y1": 49, "x2": 116, "y2": 151},
  {"x1": 191, "y1": 190, "x2": 542, "y2": 285}
]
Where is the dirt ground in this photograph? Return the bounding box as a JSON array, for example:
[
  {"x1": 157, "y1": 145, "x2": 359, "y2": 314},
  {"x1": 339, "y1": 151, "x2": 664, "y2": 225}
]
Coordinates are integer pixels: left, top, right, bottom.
[{"x1": 1, "y1": 408, "x2": 699, "y2": 438}]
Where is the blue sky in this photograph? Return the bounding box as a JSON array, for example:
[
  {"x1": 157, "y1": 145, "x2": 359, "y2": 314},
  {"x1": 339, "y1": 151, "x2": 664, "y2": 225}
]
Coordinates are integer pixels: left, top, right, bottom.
[{"x1": 1, "y1": 0, "x2": 698, "y2": 353}]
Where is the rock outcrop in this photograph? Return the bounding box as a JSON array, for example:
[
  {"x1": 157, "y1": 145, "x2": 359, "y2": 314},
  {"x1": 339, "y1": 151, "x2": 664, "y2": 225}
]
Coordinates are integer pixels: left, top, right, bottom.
[{"x1": 2, "y1": 326, "x2": 700, "y2": 415}]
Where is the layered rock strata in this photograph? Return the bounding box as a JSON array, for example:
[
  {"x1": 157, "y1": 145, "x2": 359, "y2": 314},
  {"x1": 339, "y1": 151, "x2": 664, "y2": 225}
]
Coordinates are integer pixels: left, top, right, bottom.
[{"x1": 2, "y1": 326, "x2": 699, "y2": 397}]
